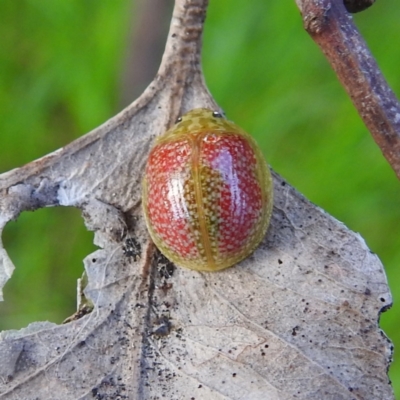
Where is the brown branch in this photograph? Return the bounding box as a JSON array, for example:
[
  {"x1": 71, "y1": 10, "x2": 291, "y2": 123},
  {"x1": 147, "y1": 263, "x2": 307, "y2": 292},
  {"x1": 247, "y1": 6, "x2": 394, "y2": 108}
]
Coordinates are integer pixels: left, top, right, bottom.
[
  {"x1": 120, "y1": 0, "x2": 174, "y2": 106},
  {"x1": 296, "y1": 0, "x2": 400, "y2": 179}
]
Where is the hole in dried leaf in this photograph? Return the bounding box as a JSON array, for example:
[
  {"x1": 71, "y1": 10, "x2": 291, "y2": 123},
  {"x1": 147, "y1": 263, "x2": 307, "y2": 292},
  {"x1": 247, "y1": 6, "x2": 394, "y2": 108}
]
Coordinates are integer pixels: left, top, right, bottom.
[{"x1": 0, "y1": 207, "x2": 95, "y2": 331}]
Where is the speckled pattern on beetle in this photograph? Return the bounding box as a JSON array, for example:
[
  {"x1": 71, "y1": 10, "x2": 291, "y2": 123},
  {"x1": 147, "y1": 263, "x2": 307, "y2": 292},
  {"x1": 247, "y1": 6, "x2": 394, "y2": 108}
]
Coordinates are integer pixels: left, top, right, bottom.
[{"x1": 142, "y1": 108, "x2": 273, "y2": 272}]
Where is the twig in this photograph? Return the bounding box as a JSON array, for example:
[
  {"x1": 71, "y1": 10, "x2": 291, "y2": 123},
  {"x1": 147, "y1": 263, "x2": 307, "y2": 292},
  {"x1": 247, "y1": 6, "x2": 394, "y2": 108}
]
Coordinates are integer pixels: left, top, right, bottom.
[
  {"x1": 120, "y1": 0, "x2": 174, "y2": 106},
  {"x1": 295, "y1": 0, "x2": 400, "y2": 179}
]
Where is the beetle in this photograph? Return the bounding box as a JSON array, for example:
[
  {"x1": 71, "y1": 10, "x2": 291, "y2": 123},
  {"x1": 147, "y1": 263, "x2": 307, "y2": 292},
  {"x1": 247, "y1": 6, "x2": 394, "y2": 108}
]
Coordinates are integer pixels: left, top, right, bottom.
[{"x1": 142, "y1": 108, "x2": 273, "y2": 271}]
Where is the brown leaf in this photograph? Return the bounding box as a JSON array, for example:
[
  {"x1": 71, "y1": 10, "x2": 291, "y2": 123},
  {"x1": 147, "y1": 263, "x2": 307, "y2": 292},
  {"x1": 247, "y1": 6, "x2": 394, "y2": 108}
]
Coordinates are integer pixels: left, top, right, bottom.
[{"x1": 0, "y1": 0, "x2": 393, "y2": 399}]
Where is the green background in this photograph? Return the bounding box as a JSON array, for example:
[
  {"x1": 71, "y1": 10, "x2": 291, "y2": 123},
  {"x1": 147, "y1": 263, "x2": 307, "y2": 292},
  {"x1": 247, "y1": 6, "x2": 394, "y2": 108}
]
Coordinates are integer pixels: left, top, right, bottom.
[{"x1": 0, "y1": 0, "x2": 399, "y2": 396}]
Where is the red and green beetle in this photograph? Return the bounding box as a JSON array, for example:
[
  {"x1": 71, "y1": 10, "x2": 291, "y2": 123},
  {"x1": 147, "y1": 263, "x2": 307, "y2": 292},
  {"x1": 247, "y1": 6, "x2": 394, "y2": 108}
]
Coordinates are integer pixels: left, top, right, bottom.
[{"x1": 142, "y1": 108, "x2": 273, "y2": 272}]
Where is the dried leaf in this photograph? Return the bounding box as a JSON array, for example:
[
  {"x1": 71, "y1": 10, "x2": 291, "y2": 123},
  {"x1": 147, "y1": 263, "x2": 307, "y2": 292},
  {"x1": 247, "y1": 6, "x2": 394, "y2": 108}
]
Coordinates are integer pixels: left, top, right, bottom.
[{"x1": 0, "y1": 0, "x2": 393, "y2": 399}]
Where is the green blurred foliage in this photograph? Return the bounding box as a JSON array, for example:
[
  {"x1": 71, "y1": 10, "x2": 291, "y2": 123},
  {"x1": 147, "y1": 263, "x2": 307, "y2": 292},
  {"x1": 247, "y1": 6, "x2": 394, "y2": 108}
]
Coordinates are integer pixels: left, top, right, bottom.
[{"x1": 0, "y1": 0, "x2": 399, "y2": 395}]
